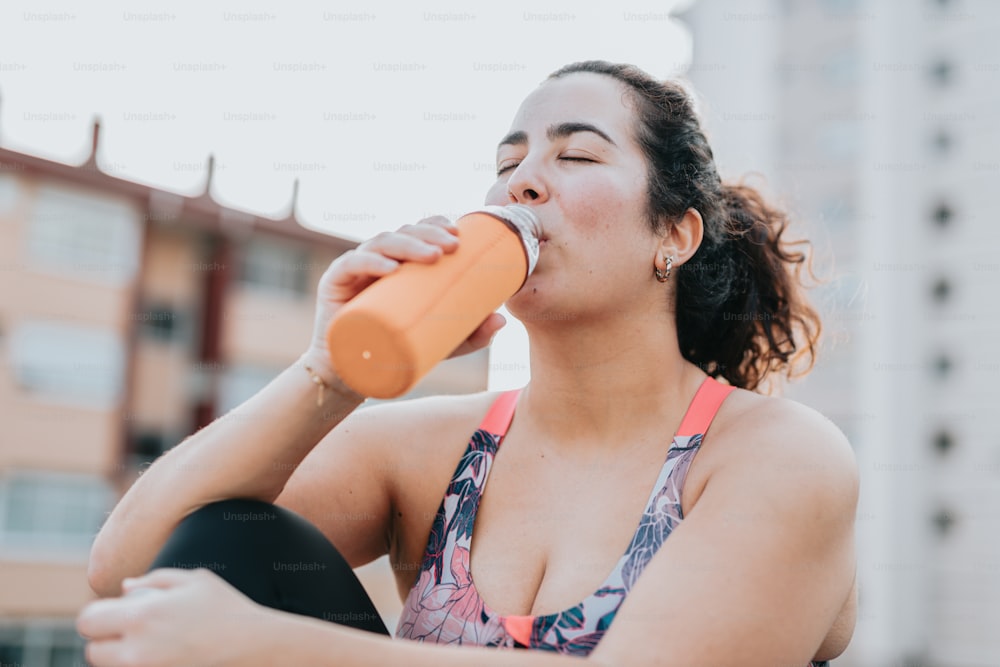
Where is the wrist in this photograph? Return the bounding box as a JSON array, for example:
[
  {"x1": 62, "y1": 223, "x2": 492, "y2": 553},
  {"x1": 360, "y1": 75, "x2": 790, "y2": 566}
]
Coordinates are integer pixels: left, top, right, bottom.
[
  {"x1": 296, "y1": 351, "x2": 366, "y2": 407},
  {"x1": 255, "y1": 607, "x2": 354, "y2": 667},
  {"x1": 245, "y1": 606, "x2": 298, "y2": 667}
]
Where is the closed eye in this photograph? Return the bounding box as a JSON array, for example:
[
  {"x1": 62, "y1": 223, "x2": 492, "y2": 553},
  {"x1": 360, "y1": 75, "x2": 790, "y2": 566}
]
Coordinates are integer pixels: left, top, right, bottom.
[{"x1": 496, "y1": 155, "x2": 596, "y2": 177}]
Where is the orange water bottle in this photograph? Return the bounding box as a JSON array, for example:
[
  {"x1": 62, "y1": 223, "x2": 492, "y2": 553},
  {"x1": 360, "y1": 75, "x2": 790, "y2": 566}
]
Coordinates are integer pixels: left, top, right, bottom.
[{"x1": 325, "y1": 204, "x2": 540, "y2": 398}]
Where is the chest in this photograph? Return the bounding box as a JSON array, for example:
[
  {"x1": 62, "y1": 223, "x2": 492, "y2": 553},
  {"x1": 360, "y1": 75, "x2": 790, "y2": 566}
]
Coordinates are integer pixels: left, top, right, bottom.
[
  {"x1": 395, "y1": 430, "x2": 709, "y2": 617},
  {"x1": 477, "y1": 450, "x2": 672, "y2": 616}
]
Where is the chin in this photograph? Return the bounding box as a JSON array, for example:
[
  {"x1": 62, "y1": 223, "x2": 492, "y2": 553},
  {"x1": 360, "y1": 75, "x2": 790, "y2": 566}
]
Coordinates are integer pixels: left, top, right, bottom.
[
  {"x1": 504, "y1": 283, "x2": 541, "y2": 321},
  {"x1": 506, "y1": 282, "x2": 576, "y2": 326}
]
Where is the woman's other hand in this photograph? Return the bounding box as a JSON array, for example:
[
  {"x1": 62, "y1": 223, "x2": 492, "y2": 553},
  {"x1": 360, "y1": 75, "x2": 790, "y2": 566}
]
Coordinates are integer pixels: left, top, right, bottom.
[{"x1": 77, "y1": 568, "x2": 274, "y2": 667}]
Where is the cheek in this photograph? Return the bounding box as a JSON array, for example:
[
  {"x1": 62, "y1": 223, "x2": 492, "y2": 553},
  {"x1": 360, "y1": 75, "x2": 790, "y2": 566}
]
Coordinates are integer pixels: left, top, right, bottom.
[{"x1": 559, "y1": 176, "x2": 643, "y2": 233}]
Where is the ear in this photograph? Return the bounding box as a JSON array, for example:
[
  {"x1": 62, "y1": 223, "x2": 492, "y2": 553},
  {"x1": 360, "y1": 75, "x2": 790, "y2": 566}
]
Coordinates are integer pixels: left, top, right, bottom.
[{"x1": 656, "y1": 207, "x2": 704, "y2": 269}]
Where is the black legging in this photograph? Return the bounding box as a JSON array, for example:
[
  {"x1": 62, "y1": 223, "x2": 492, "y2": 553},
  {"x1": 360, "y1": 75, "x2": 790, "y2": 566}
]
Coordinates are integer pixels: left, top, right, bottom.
[{"x1": 148, "y1": 498, "x2": 390, "y2": 636}]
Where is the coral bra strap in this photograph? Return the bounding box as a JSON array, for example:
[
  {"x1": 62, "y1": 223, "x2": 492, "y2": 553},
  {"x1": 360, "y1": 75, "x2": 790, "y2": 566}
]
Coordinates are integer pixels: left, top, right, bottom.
[
  {"x1": 480, "y1": 379, "x2": 733, "y2": 440},
  {"x1": 675, "y1": 377, "x2": 736, "y2": 438},
  {"x1": 480, "y1": 389, "x2": 522, "y2": 436}
]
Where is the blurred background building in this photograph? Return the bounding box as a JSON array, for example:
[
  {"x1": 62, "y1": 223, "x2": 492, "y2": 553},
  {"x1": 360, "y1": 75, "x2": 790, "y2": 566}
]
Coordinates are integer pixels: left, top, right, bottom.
[
  {"x1": 0, "y1": 122, "x2": 487, "y2": 665},
  {"x1": 1, "y1": 0, "x2": 998, "y2": 665},
  {"x1": 680, "y1": 0, "x2": 1000, "y2": 665}
]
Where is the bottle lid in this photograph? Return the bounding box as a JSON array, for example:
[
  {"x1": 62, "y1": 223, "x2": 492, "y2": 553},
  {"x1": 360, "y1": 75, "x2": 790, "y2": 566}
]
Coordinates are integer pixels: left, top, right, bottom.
[{"x1": 475, "y1": 204, "x2": 541, "y2": 275}]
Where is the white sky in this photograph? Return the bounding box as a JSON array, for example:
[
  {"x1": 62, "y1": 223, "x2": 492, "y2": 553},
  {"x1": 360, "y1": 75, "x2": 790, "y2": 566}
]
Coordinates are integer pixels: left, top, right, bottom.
[{"x1": 0, "y1": 0, "x2": 693, "y2": 390}]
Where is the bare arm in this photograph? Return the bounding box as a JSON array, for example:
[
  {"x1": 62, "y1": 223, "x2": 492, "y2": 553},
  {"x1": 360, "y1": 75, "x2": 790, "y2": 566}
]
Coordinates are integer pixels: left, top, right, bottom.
[
  {"x1": 86, "y1": 353, "x2": 364, "y2": 598},
  {"x1": 87, "y1": 216, "x2": 502, "y2": 597},
  {"x1": 815, "y1": 568, "x2": 858, "y2": 661},
  {"x1": 591, "y1": 399, "x2": 859, "y2": 666}
]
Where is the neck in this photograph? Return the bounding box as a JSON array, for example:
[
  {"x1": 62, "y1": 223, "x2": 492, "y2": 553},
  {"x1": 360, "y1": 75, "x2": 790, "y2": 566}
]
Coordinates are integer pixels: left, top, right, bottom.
[{"x1": 517, "y1": 312, "x2": 706, "y2": 451}]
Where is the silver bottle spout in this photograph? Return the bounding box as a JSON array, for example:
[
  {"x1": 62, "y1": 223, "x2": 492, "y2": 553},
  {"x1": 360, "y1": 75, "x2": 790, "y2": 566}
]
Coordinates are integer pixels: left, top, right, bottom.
[{"x1": 475, "y1": 204, "x2": 542, "y2": 276}]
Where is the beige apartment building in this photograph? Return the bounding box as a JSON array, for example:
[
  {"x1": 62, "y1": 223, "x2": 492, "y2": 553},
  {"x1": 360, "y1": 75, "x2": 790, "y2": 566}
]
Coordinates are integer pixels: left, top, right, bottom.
[{"x1": 0, "y1": 121, "x2": 487, "y2": 664}]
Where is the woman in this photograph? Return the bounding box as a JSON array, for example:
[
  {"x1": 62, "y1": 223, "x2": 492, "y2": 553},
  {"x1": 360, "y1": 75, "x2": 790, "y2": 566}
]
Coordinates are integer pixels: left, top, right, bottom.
[{"x1": 78, "y1": 61, "x2": 858, "y2": 666}]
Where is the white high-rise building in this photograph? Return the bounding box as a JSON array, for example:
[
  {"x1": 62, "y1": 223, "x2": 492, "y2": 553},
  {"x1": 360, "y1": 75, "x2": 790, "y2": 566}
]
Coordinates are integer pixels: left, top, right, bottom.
[{"x1": 680, "y1": 1, "x2": 1000, "y2": 665}]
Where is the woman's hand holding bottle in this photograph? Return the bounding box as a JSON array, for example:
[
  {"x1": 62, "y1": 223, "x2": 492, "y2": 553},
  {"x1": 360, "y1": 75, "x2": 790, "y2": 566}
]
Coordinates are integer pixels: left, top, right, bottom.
[{"x1": 300, "y1": 215, "x2": 507, "y2": 388}]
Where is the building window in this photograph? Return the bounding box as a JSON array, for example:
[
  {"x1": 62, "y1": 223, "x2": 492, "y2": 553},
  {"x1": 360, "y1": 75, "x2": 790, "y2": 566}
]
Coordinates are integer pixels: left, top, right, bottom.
[
  {"x1": 0, "y1": 470, "x2": 112, "y2": 558},
  {"x1": 237, "y1": 239, "x2": 310, "y2": 297},
  {"x1": 930, "y1": 128, "x2": 953, "y2": 156},
  {"x1": 27, "y1": 184, "x2": 140, "y2": 285},
  {"x1": 932, "y1": 429, "x2": 955, "y2": 455},
  {"x1": 932, "y1": 353, "x2": 954, "y2": 379},
  {"x1": 0, "y1": 622, "x2": 87, "y2": 667},
  {"x1": 0, "y1": 173, "x2": 22, "y2": 215},
  {"x1": 930, "y1": 276, "x2": 952, "y2": 303},
  {"x1": 129, "y1": 429, "x2": 171, "y2": 466},
  {"x1": 931, "y1": 201, "x2": 954, "y2": 228},
  {"x1": 8, "y1": 320, "x2": 125, "y2": 408},
  {"x1": 929, "y1": 58, "x2": 954, "y2": 86},
  {"x1": 134, "y1": 303, "x2": 184, "y2": 343},
  {"x1": 932, "y1": 506, "x2": 957, "y2": 535}
]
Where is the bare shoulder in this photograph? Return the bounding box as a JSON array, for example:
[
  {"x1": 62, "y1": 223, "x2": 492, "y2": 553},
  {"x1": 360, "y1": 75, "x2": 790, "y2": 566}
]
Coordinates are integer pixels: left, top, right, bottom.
[
  {"x1": 682, "y1": 387, "x2": 860, "y2": 540},
  {"x1": 348, "y1": 390, "x2": 505, "y2": 495},
  {"x1": 711, "y1": 388, "x2": 858, "y2": 487},
  {"x1": 276, "y1": 389, "x2": 504, "y2": 570}
]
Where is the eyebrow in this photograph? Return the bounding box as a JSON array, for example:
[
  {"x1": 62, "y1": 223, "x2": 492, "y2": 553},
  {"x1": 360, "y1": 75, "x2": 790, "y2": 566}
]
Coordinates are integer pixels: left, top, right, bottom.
[{"x1": 496, "y1": 122, "x2": 618, "y2": 152}]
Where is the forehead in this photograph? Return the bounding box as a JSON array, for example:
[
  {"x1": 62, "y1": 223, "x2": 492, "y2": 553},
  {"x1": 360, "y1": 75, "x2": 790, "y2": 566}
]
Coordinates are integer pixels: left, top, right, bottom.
[{"x1": 507, "y1": 72, "x2": 637, "y2": 142}]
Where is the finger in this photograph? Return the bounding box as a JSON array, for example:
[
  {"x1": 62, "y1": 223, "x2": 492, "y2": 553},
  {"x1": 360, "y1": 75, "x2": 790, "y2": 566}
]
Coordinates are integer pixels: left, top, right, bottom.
[
  {"x1": 450, "y1": 312, "x2": 506, "y2": 358},
  {"x1": 327, "y1": 251, "x2": 399, "y2": 287},
  {"x1": 123, "y1": 567, "x2": 199, "y2": 591},
  {"x1": 414, "y1": 215, "x2": 459, "y2": 233},
  {"x1": 86, "y1": 637, "x2": 129, "y2": 667},
  {"x1": 395, "y1": 223, "x2": 461, "y2": 252},
  {"x1": 77, "y1": 597, "x2": 140, "y2": 640},
  {"x1": 357, "y1": 231, "x2": 446, "y2": 263}
]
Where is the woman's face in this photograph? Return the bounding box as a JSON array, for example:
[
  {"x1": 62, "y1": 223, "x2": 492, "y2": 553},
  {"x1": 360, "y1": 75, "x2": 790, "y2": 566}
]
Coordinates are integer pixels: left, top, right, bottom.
[{"x1": 485, "y1": 72, "x2": 663, "y2": 323}]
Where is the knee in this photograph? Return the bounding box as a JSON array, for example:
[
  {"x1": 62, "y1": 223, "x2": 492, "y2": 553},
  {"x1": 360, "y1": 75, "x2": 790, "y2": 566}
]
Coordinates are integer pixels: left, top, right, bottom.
[
  {"x1": 170, "y1": 498, "x2": 284, "y2": 543},
  {"x1": 152, "y1": 499, "x2": 285, "y2": 569},
  {"x1": 179, "y1": 498, "x2": 321, "y2": 544},
  {"x1": 188, "y1": 498, "x2": 280, "y2": 522}
]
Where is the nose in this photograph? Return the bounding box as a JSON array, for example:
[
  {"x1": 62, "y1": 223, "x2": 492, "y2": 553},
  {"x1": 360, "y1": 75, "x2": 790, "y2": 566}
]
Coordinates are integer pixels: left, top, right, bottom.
[{"x1": 505, "y1": 160, "x2": 548, "y2": 204}]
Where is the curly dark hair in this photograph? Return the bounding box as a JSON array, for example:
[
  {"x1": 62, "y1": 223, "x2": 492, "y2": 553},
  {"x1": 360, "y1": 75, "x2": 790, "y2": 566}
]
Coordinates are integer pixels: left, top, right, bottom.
[{"x1": 548, "y1": 61, "x2": 821, "y2": 392}]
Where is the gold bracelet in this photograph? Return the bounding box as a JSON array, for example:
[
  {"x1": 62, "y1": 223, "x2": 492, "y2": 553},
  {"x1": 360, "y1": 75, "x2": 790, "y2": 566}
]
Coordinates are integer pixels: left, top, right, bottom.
[
  {"x1": 300, "y1": 358, "x2": 365, "y2": 408},
  {"x1": 303, "y1": 364, "x2": 330, "y2": 407}
]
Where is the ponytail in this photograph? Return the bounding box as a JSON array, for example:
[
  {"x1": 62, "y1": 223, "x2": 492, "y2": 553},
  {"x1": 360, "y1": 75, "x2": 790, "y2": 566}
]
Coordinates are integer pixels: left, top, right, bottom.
[{"x1": 676, "y1": 183, "x2": 821, "y2": 391}]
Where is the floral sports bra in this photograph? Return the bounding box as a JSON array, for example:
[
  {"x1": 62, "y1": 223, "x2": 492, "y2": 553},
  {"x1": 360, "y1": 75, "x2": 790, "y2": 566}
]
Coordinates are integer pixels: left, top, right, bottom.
[{"x1": 395, "y1": 378, "x2": 829, "y2": 667}]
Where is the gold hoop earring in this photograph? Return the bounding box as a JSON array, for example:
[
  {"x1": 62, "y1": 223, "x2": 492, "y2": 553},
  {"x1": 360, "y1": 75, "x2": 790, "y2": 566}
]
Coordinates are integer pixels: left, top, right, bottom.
[{"x1": 654, "y1": 255, "x2": 674, "y2": 282}]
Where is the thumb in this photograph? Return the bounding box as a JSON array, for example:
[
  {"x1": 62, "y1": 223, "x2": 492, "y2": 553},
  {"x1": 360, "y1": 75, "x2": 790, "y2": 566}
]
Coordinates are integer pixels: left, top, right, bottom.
[
  {"x1": 473, "y1": 311, "x2": 507, "y2": 344},
  {"x1": 449, "y1": 312, "x2": 507, "y2": 359}
]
